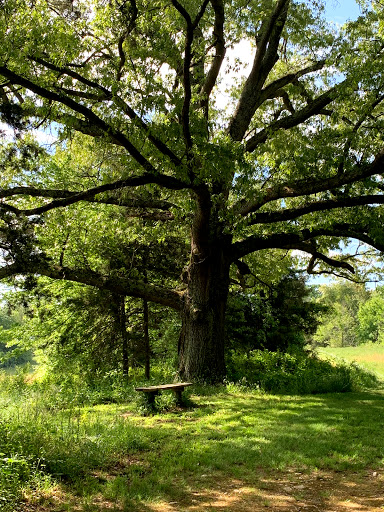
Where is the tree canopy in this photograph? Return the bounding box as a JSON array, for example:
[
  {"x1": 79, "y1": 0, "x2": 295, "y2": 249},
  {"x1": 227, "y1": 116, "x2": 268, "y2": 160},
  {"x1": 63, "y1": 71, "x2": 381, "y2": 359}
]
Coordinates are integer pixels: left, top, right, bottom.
[{"x1": 1, "y1": 0, "x2": 384, "y2": 381}]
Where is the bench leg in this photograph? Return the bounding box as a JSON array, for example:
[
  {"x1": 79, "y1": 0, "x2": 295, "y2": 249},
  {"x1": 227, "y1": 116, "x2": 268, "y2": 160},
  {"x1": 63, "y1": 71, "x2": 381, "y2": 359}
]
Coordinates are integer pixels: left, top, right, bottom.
[
  {"x1": 174, "y1": 387, "x2": 185, "y2": 406},
  {"x1": 145, "y1": 390, "x2": 159, "y2": 406}
]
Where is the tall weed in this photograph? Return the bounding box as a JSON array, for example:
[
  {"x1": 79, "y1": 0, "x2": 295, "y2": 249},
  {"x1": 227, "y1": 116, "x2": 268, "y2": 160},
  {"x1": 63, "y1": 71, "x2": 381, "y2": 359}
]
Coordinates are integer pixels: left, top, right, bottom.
[
  {"x1": 0, "y1": 369, "x2": 147, "y2": 509},
  {"x1": 0, "y1": 454, "x2": 31, "y2": 511},
  {"x1": 226, "y1": 349, "x2": 379, "y2": 394}
]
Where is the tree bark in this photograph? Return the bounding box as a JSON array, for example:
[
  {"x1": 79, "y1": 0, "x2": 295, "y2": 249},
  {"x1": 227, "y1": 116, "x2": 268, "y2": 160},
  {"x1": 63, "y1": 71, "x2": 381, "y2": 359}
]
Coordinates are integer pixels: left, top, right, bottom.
[{"x1": 178, "y1": 201, "x2": 231, "y2": 382}]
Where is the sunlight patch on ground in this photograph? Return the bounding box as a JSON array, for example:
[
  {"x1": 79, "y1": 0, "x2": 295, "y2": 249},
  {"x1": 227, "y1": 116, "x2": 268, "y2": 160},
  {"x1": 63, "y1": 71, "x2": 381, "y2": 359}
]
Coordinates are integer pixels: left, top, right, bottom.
[
  {"x1": 134, "y1": 470, "x2": 384, "y2": 512},
  {"x1": 22, "y1": 468, "x2": 384, "y2": 511},
  {"x1": 351, "y1": 354, "x2": 384, "y2": 363}
]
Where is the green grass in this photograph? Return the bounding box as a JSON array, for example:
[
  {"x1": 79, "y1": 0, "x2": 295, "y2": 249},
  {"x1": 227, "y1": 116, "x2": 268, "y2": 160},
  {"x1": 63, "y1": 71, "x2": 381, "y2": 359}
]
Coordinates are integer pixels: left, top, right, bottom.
[
  {"x1": 318, "y1": 344, "x2": 384, "y2": 381},
  {"x1": 1, "y1": 374, "x2": 384, "y2": 511}
]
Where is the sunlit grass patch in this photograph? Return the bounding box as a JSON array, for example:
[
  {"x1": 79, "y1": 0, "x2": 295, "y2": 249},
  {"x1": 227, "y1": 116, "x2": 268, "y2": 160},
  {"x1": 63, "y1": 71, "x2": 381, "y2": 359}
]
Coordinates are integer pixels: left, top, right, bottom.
[
  {"x1": 319, "y1": 345, "x2": 384, "y2": 382},
  {"x1": 1, "y1": 370, "x2": 384, "y2": 511}
]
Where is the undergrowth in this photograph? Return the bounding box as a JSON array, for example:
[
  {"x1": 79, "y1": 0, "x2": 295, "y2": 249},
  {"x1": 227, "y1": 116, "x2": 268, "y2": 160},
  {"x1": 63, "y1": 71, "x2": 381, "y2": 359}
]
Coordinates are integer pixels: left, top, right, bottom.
[
  {"x1": 226, "y1": 349, "x2": 379, "y2": 393},
  {"x1": 0, "y1": 352, "x2": 381, "y2": 511}
]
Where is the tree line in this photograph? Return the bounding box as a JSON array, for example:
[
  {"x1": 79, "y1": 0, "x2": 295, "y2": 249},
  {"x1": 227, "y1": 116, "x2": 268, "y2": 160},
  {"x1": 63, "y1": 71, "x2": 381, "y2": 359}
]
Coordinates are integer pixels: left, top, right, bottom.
[{"x1": 314, "y1": 281, "x2": 384, "y2": 348}]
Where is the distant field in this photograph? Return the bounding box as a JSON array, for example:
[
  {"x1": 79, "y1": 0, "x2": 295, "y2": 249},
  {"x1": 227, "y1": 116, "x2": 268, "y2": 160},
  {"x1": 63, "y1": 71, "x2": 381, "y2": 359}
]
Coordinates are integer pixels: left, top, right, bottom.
[{"x1": 318, "y1": 344, "x2": 384, "y2": 381}]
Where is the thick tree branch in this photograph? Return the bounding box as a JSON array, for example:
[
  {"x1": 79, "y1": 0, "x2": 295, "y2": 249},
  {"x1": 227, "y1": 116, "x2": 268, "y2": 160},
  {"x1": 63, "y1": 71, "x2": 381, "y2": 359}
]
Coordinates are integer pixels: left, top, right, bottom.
[
  {"x1": 169, "y1": 0, "x2": 210, "y2": 164},
  {"x1": 170, "y1": 0, "x2": 192, "y2": 23},
  {"x1": 0, "y1": 176, "x2": 188, "y2": 216},
  {"x1": 244, "y1": 85, "x2": 339, "y2": 153},
  {"x1": 116, "y1": 0, "x2": 138, "y2": 81},
  {"x1": 39, "y1": 105, "x2": 180, "y2": 167},
  {"x1": 0, "y1": 196, "x2": 175, "y2": 217},
  {"x1": 0, "y1": 186, "x2": 178, "y2": 207},
  {"x1": 112, "y1": 96, "x2": 183, "y2": 167},
  {"x1": 0, "y1": 66, "x2": 177, "y2": 172},
  {"x1": 171, "y1": 1, "x2": 194, "y2": 151},
  {"x1": 199, "y1": 0, "x2": 225, "y2": 114},
  {"x1": 281, "y1": 242, "x2": 355, "y2": 273},
  {"x1": 228, "y1": 0, "x2": 290, "y2": 141},
  {"x1": 247, "y1": 194, "x2": 384, "y2": 225},
  {"x1": 193, "y1": 0, "x2": 210, "y2": 28},
  {"x1": 53, "y1": 87, "x2": 106, "y2": 101},
  {"x1": 0, "y1": 174, "x2": 190, "y2": 216},
  {"x1": 259, "y1": 60, "x2": 325, "y2": 105},
  {"x1": 14, "y1": 57, "x2": 184, "y2": 166},
  {"x1": 231, "y1": 222, "x2": 384, "y2": 262},
  {"x1": 235, "y1": 148, "x2": 384, "y2": 217},
  {"x1": 337, "y1": 92, "x2": 384, "y2": 173},
  {"x1": 0, "y1": 261, "x2": 183, "y2": 310},
  {"x1": 28, "y1": 55, "x2": 112, "y2": 96}
]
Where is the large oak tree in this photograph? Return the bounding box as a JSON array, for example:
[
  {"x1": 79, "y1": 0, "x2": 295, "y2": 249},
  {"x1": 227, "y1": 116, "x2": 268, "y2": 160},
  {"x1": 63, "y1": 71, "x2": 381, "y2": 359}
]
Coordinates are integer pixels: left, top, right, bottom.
[{"x1": 1, "y1": 0, "x2": 384, "y2": 382}]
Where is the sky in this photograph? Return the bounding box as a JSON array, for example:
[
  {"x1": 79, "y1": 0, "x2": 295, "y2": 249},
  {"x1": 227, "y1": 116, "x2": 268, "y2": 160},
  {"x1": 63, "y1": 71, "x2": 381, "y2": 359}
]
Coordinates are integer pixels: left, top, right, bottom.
[{"x1": 324, "y1": 0, "x2": 362, "y2": 24}]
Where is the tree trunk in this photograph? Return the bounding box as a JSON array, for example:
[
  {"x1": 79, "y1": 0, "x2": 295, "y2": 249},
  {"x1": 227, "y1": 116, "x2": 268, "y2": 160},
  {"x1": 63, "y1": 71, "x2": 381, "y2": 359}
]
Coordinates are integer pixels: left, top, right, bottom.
[
  {"x1": 118, "y1": 295, "x2": 129, "y2": 379},
  {"x1": 178, "y1": 221, "x2": 231, "y2": 383},
  {"x1": 143, "y1": 297, "x2": 150, "y2": 379},
  {"x1": 143, "y1": 267, "x2": 150, "y2": 379}
]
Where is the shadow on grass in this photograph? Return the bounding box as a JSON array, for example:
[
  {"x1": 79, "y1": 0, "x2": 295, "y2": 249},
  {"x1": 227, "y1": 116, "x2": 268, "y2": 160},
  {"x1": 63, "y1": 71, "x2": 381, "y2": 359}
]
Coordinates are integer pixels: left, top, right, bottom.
[
  {"x1": 94, "y1": 466, "x2": 384, "y2": 512},
  {"x1": 41, "y1": 388, "x2": 384, "y2": 512}
]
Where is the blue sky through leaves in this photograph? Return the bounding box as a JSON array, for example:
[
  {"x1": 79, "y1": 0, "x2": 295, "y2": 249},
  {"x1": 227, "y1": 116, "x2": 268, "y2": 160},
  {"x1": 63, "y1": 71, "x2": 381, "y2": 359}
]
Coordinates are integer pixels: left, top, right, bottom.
[{"x1": 324, "y1": 0, "x2": 361, "y2": 23}]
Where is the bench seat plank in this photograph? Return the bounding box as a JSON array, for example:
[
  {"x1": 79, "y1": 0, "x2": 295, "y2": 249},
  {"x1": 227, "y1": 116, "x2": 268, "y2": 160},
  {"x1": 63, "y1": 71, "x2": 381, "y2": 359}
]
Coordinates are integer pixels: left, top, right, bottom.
[
  {"x1": 135, "y1": 383, "x2": 192, "y2": 392},
  {"x1": 135, "y1": 382, "x2": 193, "y2": 407}
]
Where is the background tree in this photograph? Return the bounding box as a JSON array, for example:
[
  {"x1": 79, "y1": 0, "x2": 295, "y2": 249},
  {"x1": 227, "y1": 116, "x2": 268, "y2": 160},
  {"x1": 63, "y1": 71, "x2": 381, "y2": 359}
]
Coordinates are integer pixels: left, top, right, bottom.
[
  {"x1": 357, "y1": 286, "x2": 384, "y2": 344},
  {"x1": 0, "y1": 301, "x2": 31, "y2": 367},
  {"x1": 312, "y1": 281, "x2": 369, "y2": 347},
  {"x1": 1, "y1": 0, "x2": 384, "y2": 381},
  {"x1": 2, "y1": 231, "x2": 187, "y2": 378},
  {"x1": 227, "y1": 269, "x2": 323, "y2": 354}
]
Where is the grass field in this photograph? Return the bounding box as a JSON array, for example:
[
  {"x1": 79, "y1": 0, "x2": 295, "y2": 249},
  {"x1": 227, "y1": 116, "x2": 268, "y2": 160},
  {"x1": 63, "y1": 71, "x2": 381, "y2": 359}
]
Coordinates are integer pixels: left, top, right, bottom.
[
  {"x1": 2, "y1": 381, "x2": 384, "y2": 511},
  {"x1": 318, "y1": 344, "x2": 384, "y2": 381},
  {"x1": 2, "y1": 347, "x2": 384, "y2": 511}
]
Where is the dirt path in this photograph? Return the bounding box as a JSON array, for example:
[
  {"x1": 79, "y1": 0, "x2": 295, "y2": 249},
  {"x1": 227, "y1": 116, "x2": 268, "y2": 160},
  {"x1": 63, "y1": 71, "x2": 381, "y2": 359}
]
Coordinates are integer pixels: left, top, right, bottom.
[
  {"x1": 146, "y1": 469, "x2": 384, "y2": 512},
  {"x1": 23, "y1": 468, "x2": 384, "y2": 511}
]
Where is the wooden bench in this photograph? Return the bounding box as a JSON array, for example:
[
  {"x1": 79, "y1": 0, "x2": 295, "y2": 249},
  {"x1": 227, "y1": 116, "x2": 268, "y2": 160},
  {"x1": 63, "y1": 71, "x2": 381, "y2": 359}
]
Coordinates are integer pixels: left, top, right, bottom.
[{"x1": 135, "y1": 382, "x2": 193, "y2": 406}]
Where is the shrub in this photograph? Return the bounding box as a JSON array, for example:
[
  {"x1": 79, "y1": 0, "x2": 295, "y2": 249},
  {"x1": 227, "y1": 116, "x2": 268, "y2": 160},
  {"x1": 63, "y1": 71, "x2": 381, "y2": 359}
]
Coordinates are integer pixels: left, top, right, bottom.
[
  {"x1": 226, "y1": 349, "x2": 379, "y2": 394},
  {"x1": 0, "y1": 455, "x2": 31, "y2": 511}
]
